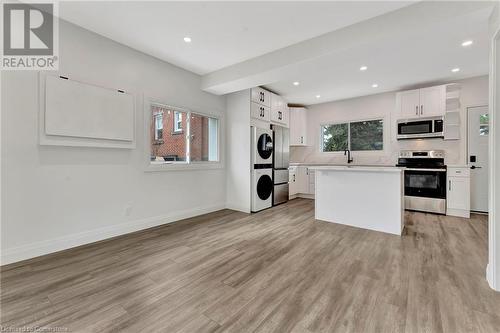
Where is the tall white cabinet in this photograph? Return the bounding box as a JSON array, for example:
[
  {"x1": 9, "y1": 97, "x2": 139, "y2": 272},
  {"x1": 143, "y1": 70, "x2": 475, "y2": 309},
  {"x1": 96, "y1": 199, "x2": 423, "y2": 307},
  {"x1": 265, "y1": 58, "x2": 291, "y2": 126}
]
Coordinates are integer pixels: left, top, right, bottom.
[{"x1": 226, "y1": 87, "x2": 289, "y2": 213}]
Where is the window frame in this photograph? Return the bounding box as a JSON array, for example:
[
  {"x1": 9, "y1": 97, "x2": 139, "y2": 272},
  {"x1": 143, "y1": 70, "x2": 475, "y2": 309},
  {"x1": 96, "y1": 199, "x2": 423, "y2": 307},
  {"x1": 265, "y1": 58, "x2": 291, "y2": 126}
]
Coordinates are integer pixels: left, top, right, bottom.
[
  {"x1": 320, "y1": 117, "x2": 385, "y2": 154},
  {"x1": 145, "y1": 100, "x2": 223, "y2": 172}
]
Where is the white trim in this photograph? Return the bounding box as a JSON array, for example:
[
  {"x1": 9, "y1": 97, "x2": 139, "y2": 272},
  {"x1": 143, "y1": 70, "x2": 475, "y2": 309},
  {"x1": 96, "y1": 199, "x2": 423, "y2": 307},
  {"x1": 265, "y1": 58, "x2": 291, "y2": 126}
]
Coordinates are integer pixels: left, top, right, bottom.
[
  {"x1": 225, "y1": 203, "x2": 251, "y2": 214},
  {"x1": 487, "y1": 22, "x2": 500, "y2": 291},
  {"x1": 0, "y1": 202, "x2": 225, "y2": 266}
]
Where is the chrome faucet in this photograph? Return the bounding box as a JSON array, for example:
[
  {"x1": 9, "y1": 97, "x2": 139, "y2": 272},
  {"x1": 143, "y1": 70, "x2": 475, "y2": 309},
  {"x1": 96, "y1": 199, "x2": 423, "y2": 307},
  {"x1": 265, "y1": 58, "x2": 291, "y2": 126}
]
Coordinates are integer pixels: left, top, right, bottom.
[{"x1": 344, "y1": 149, "x2": 353, "y2": 164}]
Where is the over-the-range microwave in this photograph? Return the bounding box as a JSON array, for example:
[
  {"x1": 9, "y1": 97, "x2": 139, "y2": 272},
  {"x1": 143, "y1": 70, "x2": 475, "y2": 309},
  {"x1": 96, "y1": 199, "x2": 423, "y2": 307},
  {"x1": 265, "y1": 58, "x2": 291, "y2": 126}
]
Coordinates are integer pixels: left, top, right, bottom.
[{"x1": 397, "y1": 116, "x2": 444, "y2": 140}]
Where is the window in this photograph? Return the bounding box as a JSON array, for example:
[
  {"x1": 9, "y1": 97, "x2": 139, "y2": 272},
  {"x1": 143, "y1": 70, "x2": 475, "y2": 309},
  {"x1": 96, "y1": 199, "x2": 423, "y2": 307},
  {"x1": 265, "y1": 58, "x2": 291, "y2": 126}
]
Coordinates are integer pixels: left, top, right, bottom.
[
  {"x1": 350, "y1": 120, "x2": 383, "y2": 151},
  {"x1": 190, "y1": 113, "x2": 219, "y2": 162},
  {"x1": 153, "y1": 112, "x2": 163, "y2": 141},
  {"x1": 322, "y1": 123, "x2": 348, "y2": 152},
  {"x1": 322, "y1": 119, "x2": 383, "y2": 152},
  {"x1": 174, "y1": 111, "x2": 183, "y2": 133},
  {"x1": 480, "y1": 113, "x2": 489, "y2": 136},
  {"x1": 150, "y1": 104, "x2": 220, "y2": 165}
]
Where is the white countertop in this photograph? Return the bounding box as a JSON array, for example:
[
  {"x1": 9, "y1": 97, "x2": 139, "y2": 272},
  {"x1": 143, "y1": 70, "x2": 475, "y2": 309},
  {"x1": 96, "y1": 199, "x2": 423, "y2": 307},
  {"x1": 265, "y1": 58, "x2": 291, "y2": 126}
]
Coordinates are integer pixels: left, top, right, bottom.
[{"x1": 309, "y1": 165, "x2": 403, "y2": 173}]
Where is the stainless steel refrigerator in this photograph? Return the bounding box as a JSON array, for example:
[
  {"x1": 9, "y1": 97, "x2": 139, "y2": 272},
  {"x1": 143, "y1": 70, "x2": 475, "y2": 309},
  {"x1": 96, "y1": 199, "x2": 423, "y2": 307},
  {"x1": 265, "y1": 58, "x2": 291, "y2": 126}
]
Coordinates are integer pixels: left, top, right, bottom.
[{"x1": 272, "y1": 125, "x2": 290, "y2": 206}]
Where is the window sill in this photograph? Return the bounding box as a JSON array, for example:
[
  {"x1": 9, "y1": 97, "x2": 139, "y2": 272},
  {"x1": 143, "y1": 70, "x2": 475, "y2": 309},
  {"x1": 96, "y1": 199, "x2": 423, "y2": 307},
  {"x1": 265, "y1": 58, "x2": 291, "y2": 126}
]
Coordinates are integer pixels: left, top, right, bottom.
[
  {"x1": 145, "y1": 161, "x2": 224, "y2": 172},
  {"x1": 171, "y1": 130, "x2": 184, "y2": 135},
  {"x1": 321, "y1": 150, "x2": 386, "y2": 155}
]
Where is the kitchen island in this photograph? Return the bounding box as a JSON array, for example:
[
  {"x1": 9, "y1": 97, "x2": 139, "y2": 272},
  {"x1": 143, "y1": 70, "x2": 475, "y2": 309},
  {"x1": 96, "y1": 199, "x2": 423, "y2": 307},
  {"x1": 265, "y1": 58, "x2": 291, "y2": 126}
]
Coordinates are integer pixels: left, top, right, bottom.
[{"x1": 310, "y1": 166, "x2": 404, "y2": 236}]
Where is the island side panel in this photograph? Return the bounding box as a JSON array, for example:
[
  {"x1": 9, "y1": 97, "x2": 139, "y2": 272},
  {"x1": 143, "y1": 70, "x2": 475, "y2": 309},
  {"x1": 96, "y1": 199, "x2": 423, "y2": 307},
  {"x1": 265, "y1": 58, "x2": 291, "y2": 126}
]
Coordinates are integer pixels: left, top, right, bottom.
[{"x1": 315, "y1": 169, "x2": 403, "y2": 235}]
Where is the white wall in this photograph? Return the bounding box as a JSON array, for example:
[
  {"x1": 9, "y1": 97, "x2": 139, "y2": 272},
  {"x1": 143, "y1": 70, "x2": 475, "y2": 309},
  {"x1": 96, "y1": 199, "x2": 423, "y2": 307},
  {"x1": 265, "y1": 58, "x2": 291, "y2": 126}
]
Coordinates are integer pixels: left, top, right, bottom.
[
  {"x1": 291, "y1": 76, "x2": 489, "y2": 166},
  {"x1": 1, "y1": 20, "x2": 226, "y2": 264}
]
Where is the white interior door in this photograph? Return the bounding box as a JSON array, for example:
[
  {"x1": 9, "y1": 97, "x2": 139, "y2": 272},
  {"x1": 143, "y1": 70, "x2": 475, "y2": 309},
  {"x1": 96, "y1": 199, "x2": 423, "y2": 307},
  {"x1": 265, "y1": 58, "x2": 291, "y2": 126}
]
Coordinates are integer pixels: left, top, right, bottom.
[{"x1": 468, "y1": 105, "x2": 489, "y2": 213}]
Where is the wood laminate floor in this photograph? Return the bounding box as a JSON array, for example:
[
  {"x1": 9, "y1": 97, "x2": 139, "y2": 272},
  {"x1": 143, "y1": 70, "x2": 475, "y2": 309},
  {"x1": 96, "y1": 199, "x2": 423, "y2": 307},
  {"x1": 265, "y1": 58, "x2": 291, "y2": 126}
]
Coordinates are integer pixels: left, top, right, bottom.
[{"x1": 1, "y1": 199, "x2": 499, "y2": 332}]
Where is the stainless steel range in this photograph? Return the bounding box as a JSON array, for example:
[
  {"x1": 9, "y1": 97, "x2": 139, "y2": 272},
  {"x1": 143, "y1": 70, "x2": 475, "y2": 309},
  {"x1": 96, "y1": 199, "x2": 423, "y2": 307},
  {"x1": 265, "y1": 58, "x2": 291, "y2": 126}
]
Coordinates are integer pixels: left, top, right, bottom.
[{"x1": 396, "y1": 150, "x2": 447, "y2": 214}]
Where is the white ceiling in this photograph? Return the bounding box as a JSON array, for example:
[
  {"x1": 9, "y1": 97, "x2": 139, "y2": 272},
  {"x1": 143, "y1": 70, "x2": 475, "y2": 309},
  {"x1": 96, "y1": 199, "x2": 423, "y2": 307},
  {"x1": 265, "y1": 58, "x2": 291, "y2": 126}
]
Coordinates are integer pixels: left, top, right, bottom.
[
  {"x1": 58, "y1": 1, "x2": 493, "y2": 105},
  {"x1": 59, "y1": 1, "x2": 414, "y2": 75}
]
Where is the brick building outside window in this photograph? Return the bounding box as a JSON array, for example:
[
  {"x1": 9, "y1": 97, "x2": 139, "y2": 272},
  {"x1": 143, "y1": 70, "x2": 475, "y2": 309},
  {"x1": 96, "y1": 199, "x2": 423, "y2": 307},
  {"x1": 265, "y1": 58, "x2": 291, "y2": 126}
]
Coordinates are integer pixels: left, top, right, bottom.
[{"x1": 151, "y1": 105, "x2": 218, "y2": 162}]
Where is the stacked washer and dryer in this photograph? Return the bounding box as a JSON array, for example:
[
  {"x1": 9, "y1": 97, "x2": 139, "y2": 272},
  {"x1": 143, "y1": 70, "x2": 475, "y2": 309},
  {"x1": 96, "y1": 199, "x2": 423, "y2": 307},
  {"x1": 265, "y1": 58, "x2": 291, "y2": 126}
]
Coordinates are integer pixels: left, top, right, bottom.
[{"x1": 251, "y1": 126, "x2": 289, "y2": 212}]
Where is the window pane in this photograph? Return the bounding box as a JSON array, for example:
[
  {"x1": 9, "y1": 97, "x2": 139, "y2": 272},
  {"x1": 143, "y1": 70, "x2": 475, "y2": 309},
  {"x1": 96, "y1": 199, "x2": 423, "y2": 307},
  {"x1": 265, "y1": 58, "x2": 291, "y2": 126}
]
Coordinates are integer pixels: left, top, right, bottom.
[
  {"x1": 322, "y1": 123, "x2": 348, "y2": 152},
  {"x1": 350, "y1": 119, "x2": 383, "y2": 151},
  {"x1": 479, "y1": 114, "x2": 489, "y2": 136},
  {"x1": 480, "y1": 113, "x2": 489, "y2": 125},
  {"x1": 150, "y1": 105, "x2": 187, "y2": 162},
  {"x1": 190, "y1": 113, "x2": 219, "y2": 162},
  {"x1": 174, "y1": 111, "x2": 183, "y2": 132},
  {"x1": 480, "y1": 125, "x2": 489, "y2": 136}
]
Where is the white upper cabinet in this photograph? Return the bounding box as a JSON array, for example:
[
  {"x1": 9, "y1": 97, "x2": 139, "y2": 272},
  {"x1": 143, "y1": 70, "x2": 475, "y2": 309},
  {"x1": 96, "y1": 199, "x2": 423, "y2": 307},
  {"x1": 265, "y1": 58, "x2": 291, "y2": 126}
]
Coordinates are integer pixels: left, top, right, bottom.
[
  {"x1": 251, "y1": 101, "x2": 270, "y2": 122},
  {"x1": 270, "y1": 93, "x2": 289, "y2": 127},
  {"x1": 251, "y1": 87, "x2": 271, "y2": 108},
  {"x1": 396, "y1": 85, "x2": 446, "y2": 118},
  {"x1": 290, "y1": 107, "x2": 307, "y2": 146},
  {"x1": 398, "y1": 89, "x2": 421, "y2": 118},
  {"x1": 419, "y1": 86, "x2": 446, "y2": 117}
]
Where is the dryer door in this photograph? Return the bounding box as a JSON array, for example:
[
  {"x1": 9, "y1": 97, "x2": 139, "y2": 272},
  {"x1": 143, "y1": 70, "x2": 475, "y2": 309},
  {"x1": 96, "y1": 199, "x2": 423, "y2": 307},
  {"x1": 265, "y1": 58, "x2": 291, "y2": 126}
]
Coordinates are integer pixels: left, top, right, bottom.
[
  {"x1": 256, "y1": 174, "x2": 273, "y2": 200},
  {"x1": 257, "y1": 133, "x2": 273, "y2": 160}
]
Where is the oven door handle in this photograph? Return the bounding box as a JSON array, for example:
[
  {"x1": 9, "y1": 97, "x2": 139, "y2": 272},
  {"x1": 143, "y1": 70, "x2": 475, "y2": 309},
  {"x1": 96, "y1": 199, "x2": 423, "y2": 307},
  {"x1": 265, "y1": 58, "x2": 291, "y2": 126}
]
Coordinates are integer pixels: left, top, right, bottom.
[{"x1": 404, "y1": 168, "x2": 447, "y2": 172}]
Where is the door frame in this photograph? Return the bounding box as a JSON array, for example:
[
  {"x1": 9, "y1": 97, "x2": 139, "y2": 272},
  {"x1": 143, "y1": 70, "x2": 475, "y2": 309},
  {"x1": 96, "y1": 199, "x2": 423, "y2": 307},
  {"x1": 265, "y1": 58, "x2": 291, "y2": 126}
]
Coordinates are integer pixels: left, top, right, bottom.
[
  {"x1": 466, "y1": 105, "x2": 489, "y2": 213},
  {"x1": 487, "y1": 18, "x2": 499, "y2": 292}
]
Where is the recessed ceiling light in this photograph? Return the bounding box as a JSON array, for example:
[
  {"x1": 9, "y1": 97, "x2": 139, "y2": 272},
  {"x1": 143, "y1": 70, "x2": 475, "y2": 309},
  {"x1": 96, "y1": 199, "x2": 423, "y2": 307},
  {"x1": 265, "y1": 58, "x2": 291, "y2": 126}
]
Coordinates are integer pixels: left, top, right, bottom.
[
  {"x1": 293, "y1": 81, "x2": 300, "y2": 86},
  {"x1": 461, "y1": 40, "x2": 473, "y2": 47},
  {"x1": 372, "y1": 83, "x2": 378, "y2": 88},
  {"x1": 451, "y1": 68, "x2": 460, "y2": 73},
  {"x1": 183, "y1": 36, "x2": 192, "y2": 43},
  {"x1": 360, "y1": 66, "x2": 368, "y2": 71},
  {"x1": 316, "y1": 95, "x2": 321, "y2": 98}
]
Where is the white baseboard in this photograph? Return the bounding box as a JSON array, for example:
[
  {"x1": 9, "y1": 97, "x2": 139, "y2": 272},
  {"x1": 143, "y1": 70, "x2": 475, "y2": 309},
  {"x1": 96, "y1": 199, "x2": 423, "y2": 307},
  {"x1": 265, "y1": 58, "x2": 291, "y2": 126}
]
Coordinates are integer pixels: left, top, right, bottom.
[
  {"x1": 487, "y1": 263, "x2": 499, "y2": 292},
  {"x1": 225, "y1": 202, "x2": 250, "y2": 213},
  {"x1": 1, "y1": 202, "x2": 225, "y2": 266},
  {"x1": 290, "y1": 193, "x2": 315, "y2": 200},
  {"x1": 446, "y1": 208, "x2": 470, "y2": 218}
]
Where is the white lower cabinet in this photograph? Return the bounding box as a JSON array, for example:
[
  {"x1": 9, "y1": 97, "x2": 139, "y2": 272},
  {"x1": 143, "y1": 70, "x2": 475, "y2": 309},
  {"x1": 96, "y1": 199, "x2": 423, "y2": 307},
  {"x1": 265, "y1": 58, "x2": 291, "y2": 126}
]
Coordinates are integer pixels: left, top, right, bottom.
[
  {"x1": 447, "y1": 167, "x2": 470, "y2": 218},
  {"x1": 289, "y1": 166, "x2": 315, "y2": 198},
  {"x1": 289, "y1": 167, "x2": 298, "y2": 196}
]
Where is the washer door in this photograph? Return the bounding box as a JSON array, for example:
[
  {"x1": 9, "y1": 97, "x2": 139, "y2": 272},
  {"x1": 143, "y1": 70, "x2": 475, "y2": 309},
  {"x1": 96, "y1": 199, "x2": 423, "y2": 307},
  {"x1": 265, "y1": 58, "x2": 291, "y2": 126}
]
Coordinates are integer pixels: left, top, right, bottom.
[
  {"x1": 257, "y1": 133, "x2": 273, "y2": 160},
  {"x1": 256, "y1": 174, "x2": 273, "y2": 200}
]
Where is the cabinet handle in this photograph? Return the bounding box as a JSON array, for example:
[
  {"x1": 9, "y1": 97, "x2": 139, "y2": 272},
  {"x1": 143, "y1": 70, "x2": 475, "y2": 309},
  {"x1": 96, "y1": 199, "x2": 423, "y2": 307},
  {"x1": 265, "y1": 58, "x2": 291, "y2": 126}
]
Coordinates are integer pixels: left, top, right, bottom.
[
  {"x1": 293, "y1": 174, "x2": 295, "y2": 182},
  {"x1": 301, "y1": 136, "x2": 303, "y2": 144},
  {"x1": 416, "y1": 106, "x2": 418, "y2": 115},
  {"x1": 449, "y1": 180, "x2": 451, "y2": 191},
  {"x1": 278, "y1": 111, "x2": 282, "y2": 120},
  {"x1": 420, "y1": 105, "x2": 423, "y2": 115}
]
